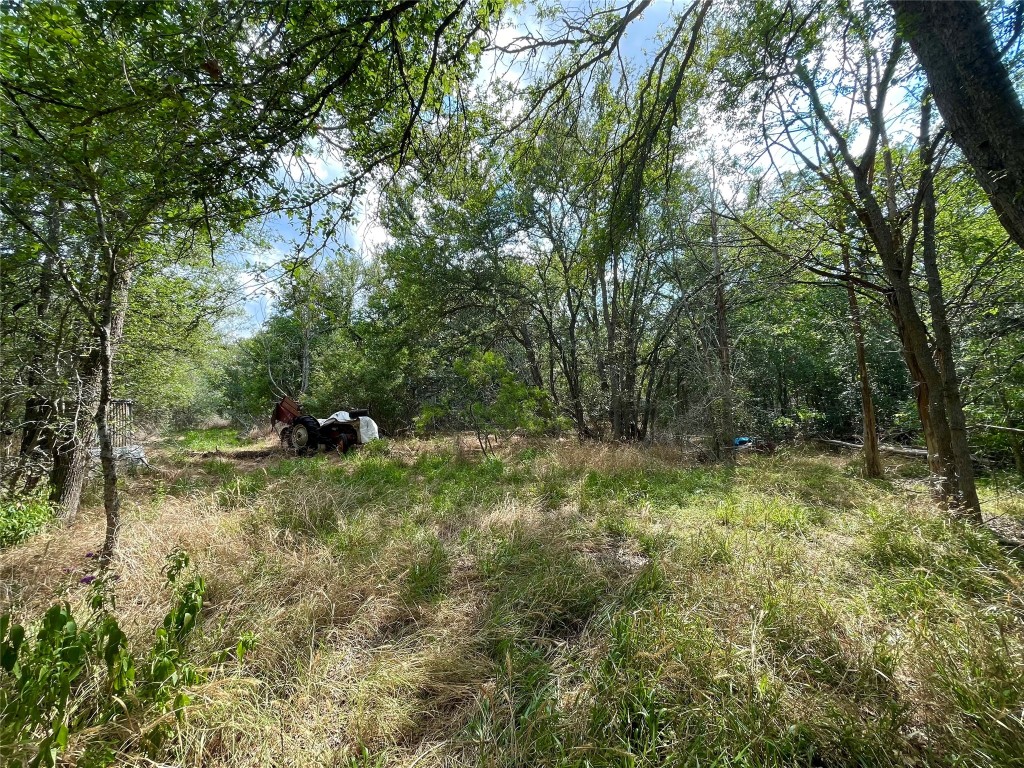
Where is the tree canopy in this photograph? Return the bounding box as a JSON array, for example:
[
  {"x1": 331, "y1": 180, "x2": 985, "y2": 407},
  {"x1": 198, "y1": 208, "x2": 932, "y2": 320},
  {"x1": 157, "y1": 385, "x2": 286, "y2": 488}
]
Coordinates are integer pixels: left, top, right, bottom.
[{"x1": 2, "y1": 0, "x2": 1023, "y2": 543}]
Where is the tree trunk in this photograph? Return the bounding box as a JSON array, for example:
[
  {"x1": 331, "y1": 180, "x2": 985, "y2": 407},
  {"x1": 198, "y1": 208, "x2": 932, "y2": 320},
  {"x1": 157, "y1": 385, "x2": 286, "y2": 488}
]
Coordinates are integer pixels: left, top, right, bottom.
[
  {"x1": 790, "y1": 15, "x2": 982, "y2": 521},
  {"x1": 49, "y1": 353, "x2": 101, "y2": 522},
  {"x1": 97, "y1": 328, "x2": 120, "y2": 557},
  {"x1": 599, "y1": 244, "x2": 626, "y2": 440},
  {"x1": 710, "y1": 191, "x2": 734, "y2": 463},
  {"x1": 50, "y1": 424, "x2": 89, "y2": 519},
  {"x1": 891, "y1": 0, "x2": 1024, "y2": 250},
  {"x1": 887, "y1": 290, "x2": 951, "y2": 482},
  {"x1": 854, "y1": 142, "x2": 970, "y2": 514},
  {"x1": 9, "y1": 208, "x2": 59, "y2": 497},
  {"x1": 1012, "y1": 438, "x2": 1024, "y2": 478},
  {"x1": 97, "y1": 275, "x2": 130, "y2": 558},
  {"x1": 7, "y1": 398, "x2": 47, "y2": 494},
  {"x1": 519, "y1": 324, "x2": 544, "y2": 390},
  {"x1": 88, "y1": 184, "x2": 132, "y2": 559},
  {"x1": 920, "y1": 149, "x2": 982, "y2": 520},
  {"x1": 563, "y1": 301, "x2": 592, "y2": 438},
  {"x1": 299, "y1": 304, "x2": 311, "y2": 396},
  {"x1": 777, "y1": 365, "x2": 789, "y2": 416},
  {"x1": 842, "y1": 242, "x2": 882, "y2": 478},
  {"x1": 546, "y1": 344, "x2": 558, "y2": 409},
  {"x1": 999, "y1": 391, "x2": 1024, "y2": 478}
]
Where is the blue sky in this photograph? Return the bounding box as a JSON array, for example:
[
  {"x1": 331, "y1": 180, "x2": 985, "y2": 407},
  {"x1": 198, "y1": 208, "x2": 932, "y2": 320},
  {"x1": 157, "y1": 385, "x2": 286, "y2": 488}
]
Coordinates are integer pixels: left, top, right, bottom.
[{"x1": 228, "y1": 1, "x2": 706, "y2": 335}]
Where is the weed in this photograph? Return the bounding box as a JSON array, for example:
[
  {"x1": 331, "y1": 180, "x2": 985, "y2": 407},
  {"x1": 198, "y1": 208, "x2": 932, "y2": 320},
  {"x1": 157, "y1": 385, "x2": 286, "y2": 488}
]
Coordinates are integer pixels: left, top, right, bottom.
[
  {"x1": 481, "y1": 526, "x2": 605, "y2": 646},
  {"x1": 405, "y1": 536, "x2": 450, "y2": 602},
  {"x1": 0, "y1": 552, "x2": 219, "y2": 767},
  {"x1": 863, "y1": 507, "x2": 1017, "y2": 606},
  {"x1": 0, "y1": 493, "x2": 53, "y2": 548}
]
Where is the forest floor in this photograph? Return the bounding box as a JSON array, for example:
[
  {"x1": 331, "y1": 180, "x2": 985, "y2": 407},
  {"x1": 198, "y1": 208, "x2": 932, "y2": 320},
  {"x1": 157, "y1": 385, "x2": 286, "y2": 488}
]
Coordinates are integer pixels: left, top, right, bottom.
[{"x1": 3, "y1": 432, "x2": 1024, "y2": 767}]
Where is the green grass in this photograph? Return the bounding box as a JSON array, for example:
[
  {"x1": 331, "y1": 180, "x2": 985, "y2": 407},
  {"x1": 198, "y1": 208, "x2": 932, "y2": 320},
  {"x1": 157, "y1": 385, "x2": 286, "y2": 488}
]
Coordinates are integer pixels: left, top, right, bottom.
[
  {"x1": 4, "y1": 442, "x2": 1024, "y2": 767},
  {"x1": 173, "y1": 426, "x2": 251, "y2": 452}
]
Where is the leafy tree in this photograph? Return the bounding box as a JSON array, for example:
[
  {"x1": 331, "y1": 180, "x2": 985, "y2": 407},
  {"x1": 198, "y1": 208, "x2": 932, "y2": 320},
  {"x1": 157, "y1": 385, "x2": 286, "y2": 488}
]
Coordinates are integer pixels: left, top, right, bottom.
[
  {"x1": 437, "y1": 350, "x2": 558, "y2": 456},
  {"x1": 890, "y1": 1, "x2": 1024, "y2": 250},
  {"x1": 716, "y1": 0, "x2": 1012, "y2": 518},
  {"x1": 1, "y1": 0, "x2": 505, "y2": 553}
]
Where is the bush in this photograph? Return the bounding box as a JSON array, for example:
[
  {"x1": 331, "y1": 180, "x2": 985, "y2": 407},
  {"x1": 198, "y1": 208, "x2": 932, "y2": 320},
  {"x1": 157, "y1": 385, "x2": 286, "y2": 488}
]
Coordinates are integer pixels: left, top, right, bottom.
[
  {"x1": 418, "y1": 350, "x2": 562, "y2": 454},
  {"x1": 0, "y1": 551, "x2": 251, "y2": 767},
  {"x1": 0, "y1": 494, "x2": 53, "y2": 548}
]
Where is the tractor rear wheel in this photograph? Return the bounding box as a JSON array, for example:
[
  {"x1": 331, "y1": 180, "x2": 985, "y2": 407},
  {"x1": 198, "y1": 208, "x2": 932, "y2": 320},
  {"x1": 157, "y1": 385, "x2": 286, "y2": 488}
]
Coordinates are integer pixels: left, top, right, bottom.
[
  {"x1": 336, "y1": 429, "x2": 357, "y2": 454},
  {"x1": 288, "y1": 416, "x2": 321, "y2": 456}
]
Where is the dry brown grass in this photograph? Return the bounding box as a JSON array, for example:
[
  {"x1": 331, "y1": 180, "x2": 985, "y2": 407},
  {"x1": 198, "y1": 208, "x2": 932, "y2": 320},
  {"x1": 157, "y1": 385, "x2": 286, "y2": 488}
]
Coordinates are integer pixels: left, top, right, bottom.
[
  {"x1": 548, "y1": 438, "x2": 690, "y2": 474},
  {"x1": 3, "y1": 438, "x2": 1024, "y2": 767}
]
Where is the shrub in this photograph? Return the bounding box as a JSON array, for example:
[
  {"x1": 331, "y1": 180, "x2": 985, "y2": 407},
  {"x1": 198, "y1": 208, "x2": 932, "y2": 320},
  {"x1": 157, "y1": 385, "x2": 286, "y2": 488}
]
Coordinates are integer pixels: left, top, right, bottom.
[
  {"x1": 0, "y1": 551, "x2": 250, "y2": 767},
  {"x1": 0, "y1": 493, "x2": 53, "y2": 548},
  {"x1": 421, "y1": 350, "x2": 562, "y2": 455}
]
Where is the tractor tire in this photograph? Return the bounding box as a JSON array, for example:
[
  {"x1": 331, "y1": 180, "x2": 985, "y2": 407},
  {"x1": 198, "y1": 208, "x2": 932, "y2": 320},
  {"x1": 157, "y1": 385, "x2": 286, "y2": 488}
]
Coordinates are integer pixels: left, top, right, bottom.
[
  {"x1": 279, "y1": 426, "x2": 293, "y2": 446},
  {"x1": 337, "y1": 429, "x2": 357, "y2": 454},
  {"x1": 288, "y1": 416, "x2": 321, "y2": 456}
]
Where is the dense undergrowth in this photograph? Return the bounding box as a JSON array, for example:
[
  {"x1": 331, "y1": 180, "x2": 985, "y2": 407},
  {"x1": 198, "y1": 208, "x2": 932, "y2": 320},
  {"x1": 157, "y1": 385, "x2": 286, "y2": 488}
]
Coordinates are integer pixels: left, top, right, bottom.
[
  {"x1": 2, "y1": 437, "x2": 1023, "y2": 767},
  {"x1": 0, "y1": 493, "x2": 54, "y2": 548}
]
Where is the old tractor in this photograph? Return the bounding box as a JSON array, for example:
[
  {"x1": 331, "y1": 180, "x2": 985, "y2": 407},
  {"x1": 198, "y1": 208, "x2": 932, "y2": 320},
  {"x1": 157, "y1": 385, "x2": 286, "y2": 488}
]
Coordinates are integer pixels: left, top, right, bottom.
[{"x1": 271, "y1": 396, "x2": 379, "y2": 456}]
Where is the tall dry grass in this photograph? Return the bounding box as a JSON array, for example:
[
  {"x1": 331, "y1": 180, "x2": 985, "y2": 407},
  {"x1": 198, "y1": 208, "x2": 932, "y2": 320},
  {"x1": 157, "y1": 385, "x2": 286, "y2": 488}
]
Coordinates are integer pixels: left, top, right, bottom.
[{"x1": 2, "y1": 438, "x2": 1023, "y2": 767}]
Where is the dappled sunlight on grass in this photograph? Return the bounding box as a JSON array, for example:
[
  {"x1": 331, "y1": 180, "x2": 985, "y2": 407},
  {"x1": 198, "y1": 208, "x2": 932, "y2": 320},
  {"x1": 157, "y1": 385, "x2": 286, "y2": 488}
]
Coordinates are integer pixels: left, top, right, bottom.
[
  {"x1": 2, "y1": 439, "x2": 1023, "y2": 766},
  {"x1": 173, "y1": 426, "x2": 253, "y2": 453}
]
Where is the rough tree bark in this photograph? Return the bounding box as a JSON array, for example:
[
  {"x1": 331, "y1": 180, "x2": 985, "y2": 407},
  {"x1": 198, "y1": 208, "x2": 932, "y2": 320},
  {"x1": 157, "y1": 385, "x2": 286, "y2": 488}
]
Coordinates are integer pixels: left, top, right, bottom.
[
  {"x1": 891, "y1": 0, "x2": 1024, "y2": 250},
  {"x1": 49, "y1": 357, "x2": 101, "y2": 522},
  {"x1": 82, "y1": 188, "x2": 133, "y2": 559},
  {"x1": 96, "y1": 271, "x2": 131, "y2": 557},
  {"x1": 1000, "y1": 391, "x2": 1024, "y2": 477},
  {"x1": 8, "y1": 209, "x2": 57, "y2": 497},
  {"x1": 886, "y1": 280, "x2": 964, "y2": 505},
  {"x1": 518, "y1": 324, "x2": 545, "y2": 390},
  {"x1": 821, "y1": 71, "x2": 980, "y2": 518},
  {"x1": 842, "y1": 239, "x2": 882, "y2": 478},
  {"x1": 599, "y1": 252, "x2": 624, "y2": 440},
  {"x1": 5, "y1": 201, "x2": 100, "y2": 522},
  {"x1": 919, "y1": 113, "x2": 982, "y2": 519},
  {"x1": 7, "y1": 245, "x2": 56, "y2": 494},
  {"x1": 96, "y1": 319, "x2": 126, "y2": 556}
]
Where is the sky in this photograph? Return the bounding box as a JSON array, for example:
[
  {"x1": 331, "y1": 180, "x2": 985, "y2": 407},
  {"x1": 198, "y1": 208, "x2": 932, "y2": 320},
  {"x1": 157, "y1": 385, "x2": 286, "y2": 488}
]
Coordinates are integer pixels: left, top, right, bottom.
[
  {"x1": 227, "y1": 1, "x2": 687, "y2": 336},
  {"x1": 227, "y1": 0, "x2": 882, "y2": 336}
]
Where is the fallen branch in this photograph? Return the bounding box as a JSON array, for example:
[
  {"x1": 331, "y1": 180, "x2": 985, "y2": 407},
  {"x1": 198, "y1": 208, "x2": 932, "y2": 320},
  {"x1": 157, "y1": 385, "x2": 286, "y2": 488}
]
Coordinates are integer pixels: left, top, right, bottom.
[
  {"x1": 816, "y1": 438, "x2": 990, "y2": 464},
  {"x1": 977, "y1": 424, "x2": 1024, "y2": 436},
  {"x1": 816, "y1": 438, "x2": 930, "y2": 458},
  {"x1": 192, "y1": 448, "x2": 276, "y2": 460}
]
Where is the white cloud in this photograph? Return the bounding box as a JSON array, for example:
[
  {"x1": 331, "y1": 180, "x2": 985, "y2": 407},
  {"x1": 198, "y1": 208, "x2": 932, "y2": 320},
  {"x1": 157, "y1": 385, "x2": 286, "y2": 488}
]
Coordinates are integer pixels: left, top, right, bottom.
[{"x1": 353, "y1": 181, "x2": 392, "y2": 258}]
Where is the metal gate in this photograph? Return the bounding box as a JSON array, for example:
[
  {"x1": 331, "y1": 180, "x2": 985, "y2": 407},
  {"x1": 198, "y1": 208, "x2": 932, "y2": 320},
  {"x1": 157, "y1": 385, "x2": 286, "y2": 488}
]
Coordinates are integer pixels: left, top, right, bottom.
[{"x1": 109, "y1": 399, "x2": 134, "y2": 448}]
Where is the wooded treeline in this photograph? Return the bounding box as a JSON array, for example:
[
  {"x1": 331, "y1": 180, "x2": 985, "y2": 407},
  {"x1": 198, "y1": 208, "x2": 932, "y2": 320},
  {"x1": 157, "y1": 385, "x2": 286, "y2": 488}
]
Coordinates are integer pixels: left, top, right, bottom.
[
  {"x1": 3, "y1": 0, "x2": 1024, "y2": 552},
  {"x1": 1, "y1": 0, "x2": 508, "y2": 553}
]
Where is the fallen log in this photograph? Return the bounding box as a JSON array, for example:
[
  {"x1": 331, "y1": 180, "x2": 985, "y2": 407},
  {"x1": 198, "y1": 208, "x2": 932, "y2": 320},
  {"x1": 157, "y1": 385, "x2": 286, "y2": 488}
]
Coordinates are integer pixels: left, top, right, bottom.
[
  {"x1": 816, "y1": 438, "x2": 989, "y2": 464},
  {"x1": 816, "y1": 438, "x2": 930, "y2": 459},
  {"x1": 977, "y1": 424, "x2": 1024, "y2": 436}
]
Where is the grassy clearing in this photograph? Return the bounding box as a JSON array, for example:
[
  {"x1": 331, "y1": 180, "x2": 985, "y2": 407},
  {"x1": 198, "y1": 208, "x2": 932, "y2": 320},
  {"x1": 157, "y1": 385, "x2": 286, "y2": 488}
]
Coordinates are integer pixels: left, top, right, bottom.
[
  {"x1": 174, "y1": 426, "x2": 254, "y2": 453},
  {"x1": 2, "y1": 440, "x2": 1024, "y2": 767}
]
